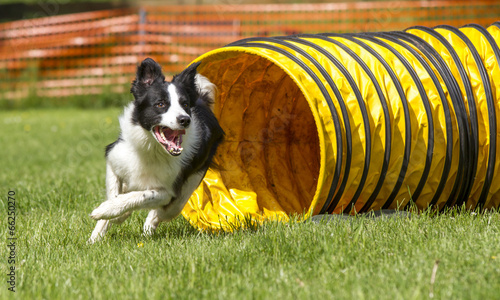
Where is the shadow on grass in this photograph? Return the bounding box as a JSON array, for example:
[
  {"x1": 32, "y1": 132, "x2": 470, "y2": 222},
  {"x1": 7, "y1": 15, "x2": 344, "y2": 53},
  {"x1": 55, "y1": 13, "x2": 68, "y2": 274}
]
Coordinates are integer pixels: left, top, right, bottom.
[{"x1": 85, "y1": 203, "x2": 500, "y2": 246}]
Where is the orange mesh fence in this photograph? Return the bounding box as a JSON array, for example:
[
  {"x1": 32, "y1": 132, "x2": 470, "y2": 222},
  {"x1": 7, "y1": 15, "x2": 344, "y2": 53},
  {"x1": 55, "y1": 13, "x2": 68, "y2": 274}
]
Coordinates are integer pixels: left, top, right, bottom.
[{"x1": 1, "y1": 1, "x2": 499, "y2": 102}]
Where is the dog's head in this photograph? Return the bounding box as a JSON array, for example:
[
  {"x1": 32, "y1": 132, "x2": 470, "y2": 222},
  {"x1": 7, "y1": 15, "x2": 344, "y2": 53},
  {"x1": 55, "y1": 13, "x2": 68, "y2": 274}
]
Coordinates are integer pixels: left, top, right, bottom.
[{"x1": 130, "y1": 58, "x2": 201, "y2": 156}]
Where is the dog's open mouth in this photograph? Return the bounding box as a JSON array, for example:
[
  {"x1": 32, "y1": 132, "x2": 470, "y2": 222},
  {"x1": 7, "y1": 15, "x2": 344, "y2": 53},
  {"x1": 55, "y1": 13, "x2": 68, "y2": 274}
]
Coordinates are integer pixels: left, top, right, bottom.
[{"x1": 153, "y1": 126, "x2": 185, "y2": 156}]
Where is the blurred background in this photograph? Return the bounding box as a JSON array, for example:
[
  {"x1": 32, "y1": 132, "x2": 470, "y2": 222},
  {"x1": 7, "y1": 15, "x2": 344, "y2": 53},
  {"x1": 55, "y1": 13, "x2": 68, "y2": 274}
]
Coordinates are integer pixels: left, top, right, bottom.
[{"x1": 1, "y1": 0, "x2": 500, "y2": 108}]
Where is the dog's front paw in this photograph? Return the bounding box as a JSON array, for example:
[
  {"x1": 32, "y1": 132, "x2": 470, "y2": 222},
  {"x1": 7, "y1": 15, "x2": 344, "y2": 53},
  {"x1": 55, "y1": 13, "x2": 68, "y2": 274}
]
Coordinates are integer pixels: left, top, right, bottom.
[
  {"x1": 90, "y1": 200, "x2": 125, "y2": 220},
  {"x1": 87, "y1": 231, "x2": 104, "y2": 244}
]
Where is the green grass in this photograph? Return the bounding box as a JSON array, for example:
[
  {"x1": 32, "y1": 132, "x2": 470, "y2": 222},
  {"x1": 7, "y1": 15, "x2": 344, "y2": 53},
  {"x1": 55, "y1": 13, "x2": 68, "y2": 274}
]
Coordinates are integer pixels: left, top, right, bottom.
[
  {"x1": 0, "y1": 88, "x2": 131, "y2": 110},
  {"x1": 1, "y1": 108, "x2": 499, "y2": 299}
]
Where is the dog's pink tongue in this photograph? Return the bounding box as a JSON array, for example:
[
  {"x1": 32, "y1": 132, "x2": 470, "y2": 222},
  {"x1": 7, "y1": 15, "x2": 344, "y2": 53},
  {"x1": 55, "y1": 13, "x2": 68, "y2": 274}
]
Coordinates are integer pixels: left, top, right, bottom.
[
  {"x1": 154, "y1": 126, "x2": 185, "y2": 155},
  {"x1": 164, "y1": 128, "x2": 185, "y2": 141}
]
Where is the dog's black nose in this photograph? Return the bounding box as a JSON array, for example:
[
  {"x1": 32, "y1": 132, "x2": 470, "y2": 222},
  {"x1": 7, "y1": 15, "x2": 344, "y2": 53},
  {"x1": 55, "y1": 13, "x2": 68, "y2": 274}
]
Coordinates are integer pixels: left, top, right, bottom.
[{"x1": 177, "y1": 115, "x2": 191, "y2": 128}]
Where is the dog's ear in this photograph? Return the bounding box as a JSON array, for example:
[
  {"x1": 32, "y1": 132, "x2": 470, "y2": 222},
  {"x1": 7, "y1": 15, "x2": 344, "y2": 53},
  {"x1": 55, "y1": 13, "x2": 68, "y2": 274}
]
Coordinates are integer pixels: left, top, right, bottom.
[
  {"x1": 172, "y1": 62, "x2": 201, "y2": 105},
  {"x1": 131, "y1": 58, "x2": 165, "y2": 96}
]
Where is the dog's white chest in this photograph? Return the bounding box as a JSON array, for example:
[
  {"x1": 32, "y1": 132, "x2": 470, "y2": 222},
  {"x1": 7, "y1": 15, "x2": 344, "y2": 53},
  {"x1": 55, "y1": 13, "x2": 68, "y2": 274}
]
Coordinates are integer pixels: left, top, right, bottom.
[
  {"x1": 109, "y1": 142, "x2": 179, "y2": 192},
  {"x1": 130, "y1": 161, "x2": 176, "y2": 191}
]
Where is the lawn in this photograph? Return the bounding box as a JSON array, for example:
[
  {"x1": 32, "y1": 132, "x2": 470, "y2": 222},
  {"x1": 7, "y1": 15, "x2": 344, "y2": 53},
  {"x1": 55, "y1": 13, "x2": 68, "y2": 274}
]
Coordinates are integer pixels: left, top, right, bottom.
[{"x1": 0, "y1": 108, "x2": 499, "y2": 299}]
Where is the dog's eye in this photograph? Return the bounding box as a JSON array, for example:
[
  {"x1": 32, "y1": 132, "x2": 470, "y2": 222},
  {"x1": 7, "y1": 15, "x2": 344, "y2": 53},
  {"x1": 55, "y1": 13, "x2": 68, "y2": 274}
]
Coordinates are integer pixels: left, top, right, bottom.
[
  {"x1": 155, "y1": 102, "x2": 166, "y2": 108},
  {"x1": 182, "y1": 103, "x2": 189, "y2": 109}
]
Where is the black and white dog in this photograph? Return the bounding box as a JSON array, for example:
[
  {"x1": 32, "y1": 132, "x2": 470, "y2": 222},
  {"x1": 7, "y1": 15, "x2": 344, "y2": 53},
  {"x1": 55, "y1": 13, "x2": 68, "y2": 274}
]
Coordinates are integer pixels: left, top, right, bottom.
[{"x1": 88, "y1": 58, "x2": 224, "y2": 243}]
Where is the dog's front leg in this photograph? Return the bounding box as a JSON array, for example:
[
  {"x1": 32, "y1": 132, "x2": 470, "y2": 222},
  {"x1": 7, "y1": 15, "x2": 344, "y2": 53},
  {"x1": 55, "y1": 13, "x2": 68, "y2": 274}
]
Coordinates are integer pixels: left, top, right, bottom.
[
  {"x1": 88, "y1": 213, "x2": 132, "y2": 244},
  {"x1": 90, "y1": 189, "x2": 171, "y2": 221},
  {"x1": 88, "y1": 164, "x2": 125, "y2": 244},
  {"x1": 89, "y1": 220, "x2": 111, "y2": 244}
]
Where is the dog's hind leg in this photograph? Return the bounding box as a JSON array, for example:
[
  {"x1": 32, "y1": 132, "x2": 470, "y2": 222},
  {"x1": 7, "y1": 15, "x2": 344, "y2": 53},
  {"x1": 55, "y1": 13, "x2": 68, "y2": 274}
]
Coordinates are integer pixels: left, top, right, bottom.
[
  {"x1": 142, "y1": 206, "x2": 178, "y2": 236},
  {"x1": 143, "y1": 209, "x2": 163, "y2": 236},
  {"x1": 142, "y1": 198, "x2": 188, "y2": 236},
  {"x1": 142, "y1": 174, "x2": 207, "y2": 236}
]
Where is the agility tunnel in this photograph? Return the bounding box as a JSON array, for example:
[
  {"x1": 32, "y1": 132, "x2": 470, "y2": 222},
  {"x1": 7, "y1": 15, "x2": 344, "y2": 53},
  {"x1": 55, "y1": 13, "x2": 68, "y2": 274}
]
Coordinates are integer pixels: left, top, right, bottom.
[{"x1": 181, "y1": 23, "x2": 500, "y2": 231}]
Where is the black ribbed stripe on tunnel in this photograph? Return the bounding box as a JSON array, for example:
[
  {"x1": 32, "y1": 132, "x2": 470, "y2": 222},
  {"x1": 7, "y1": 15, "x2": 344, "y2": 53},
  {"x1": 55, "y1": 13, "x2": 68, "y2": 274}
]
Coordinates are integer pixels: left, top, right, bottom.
[
  {"x1": 354, "y1": 33, "x2": 434, "y2": 206},
  {"x1": 392, "y1": 30, "x2": 468, "y2": 210},
  {"x1": 407, "y1": 26, "x2": 478, "y2": 207},
  {"x1": 266, "y1": 35, "x2": 372, "y2": 215},
  {"x1": 373, "y1": 32, "x2": 453, "y2": 209},
  {"x1": 333, "y1": 34, "x2": 412, "y2": 210},
  {"x1": 273, "y1": 35, "x2": 353, "y2": 214},
  {"x1": 301, "y1": 33, "x2": 392, "y2": 213},
  {"x1": 461, "y1": 23, "x2": 499, "y2": 209},
  {"x1": 436, "y1": 25, "x2": 496, "y2": 210},
  {"x1": 264, "y1": 36, "x2": 371, "y2": 215},
  {"x1": 225, "y1": 37, "x2": 344, "y2": 214}
]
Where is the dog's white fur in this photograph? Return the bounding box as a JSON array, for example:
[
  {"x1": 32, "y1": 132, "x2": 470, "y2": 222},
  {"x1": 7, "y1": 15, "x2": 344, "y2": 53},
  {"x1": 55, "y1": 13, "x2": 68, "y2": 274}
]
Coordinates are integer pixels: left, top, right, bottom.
[
  {"x1": 161, "y1": 85, "x2": 191, "y2": 131},
  {"x1": 88, "y1": 74, "x2": 216, "y2": 244},
  {"x1": 195, "y1": 73, "x2": 216, "y2": 109}
]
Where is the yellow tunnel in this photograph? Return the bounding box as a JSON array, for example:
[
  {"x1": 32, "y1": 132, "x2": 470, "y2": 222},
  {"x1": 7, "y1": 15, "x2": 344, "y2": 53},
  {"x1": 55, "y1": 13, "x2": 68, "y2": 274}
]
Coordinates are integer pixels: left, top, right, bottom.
[{"x1": 181, "y1": 23, "x2": 500, "y2": 231}]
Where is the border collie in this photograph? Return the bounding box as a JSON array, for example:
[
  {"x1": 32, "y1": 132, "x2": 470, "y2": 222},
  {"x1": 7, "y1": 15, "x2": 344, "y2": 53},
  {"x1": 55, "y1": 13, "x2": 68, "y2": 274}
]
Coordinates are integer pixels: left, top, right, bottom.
[{"x1": 88, "y1": 58, "x2": 224, "y2": 243}]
